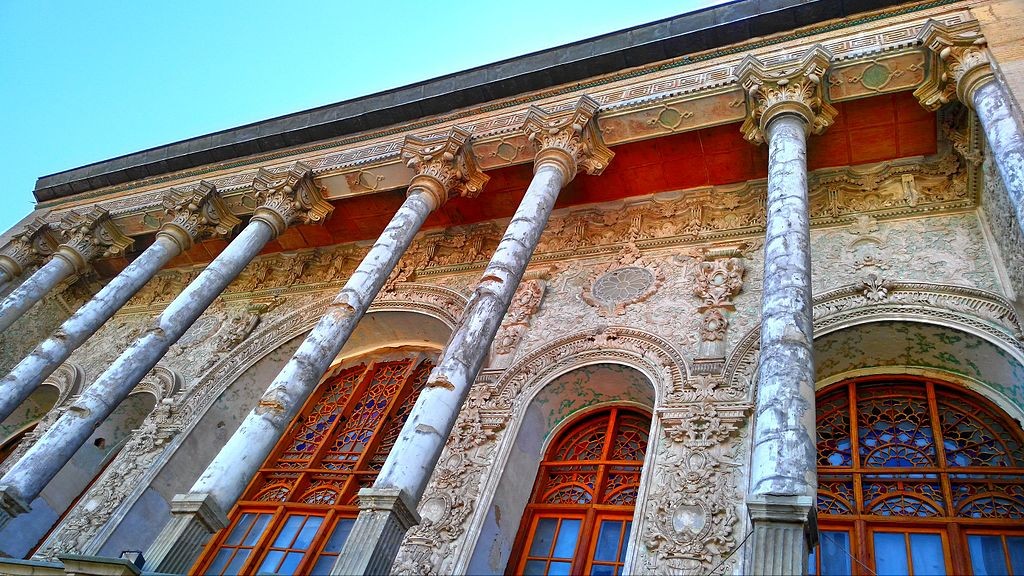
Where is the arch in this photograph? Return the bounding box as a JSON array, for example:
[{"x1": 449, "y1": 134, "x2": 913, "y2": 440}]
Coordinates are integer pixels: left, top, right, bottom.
[
  {"x1": 422, "y1": 327, "x2": 678, "y2": 574},
  {"x1": 133, "y1": 366, "x2": 184, "y2": 403},
  {"x1": 48, "y1": 283, "x2": 465, "y2": 559},
  {"x1": 0, "y1": 362, "x2": 84, "y2": 463},
  {"x1": 724, "y1": 280, "x2": 1024, "y2": 410}
]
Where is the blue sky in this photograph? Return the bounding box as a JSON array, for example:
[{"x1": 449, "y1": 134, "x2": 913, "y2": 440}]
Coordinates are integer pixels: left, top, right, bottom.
[{"x1": 0, "y1": 1, "x2": 730, "y2": 235}]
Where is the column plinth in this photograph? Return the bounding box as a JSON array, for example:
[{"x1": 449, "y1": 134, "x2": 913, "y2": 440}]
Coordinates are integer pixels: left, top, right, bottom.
[
  {"x1": 333, "y1": 96, "x2": 612, "y2": 574},
  {"x1": 144, "y1": 130, "x2": 485, "y2": 571},
  {"x1": 746, "y1": 495, "x2": 817, "y2": 575},
  {"x1": 333, "y1": 489, "x2": 420, "y2": 575},
  {"x1": 0, "y1": 164, "x2": 325, "y2": 529},
  {"x1": 144, "y1": 493, "x2": 228, "y2": 574}
]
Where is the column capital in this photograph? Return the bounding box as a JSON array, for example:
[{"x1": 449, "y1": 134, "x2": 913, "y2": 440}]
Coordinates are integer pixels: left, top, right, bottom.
[
  {"x1": 159, "y1": 181, "x2": 241, "y2": 252},
  {"x1": 0, "y1": 217, "x2": 61, "y2": 279},
  {"x1": 522, "y1": 95, "x2": 614, "y2": 181},
  {"x1": 55, "y1": 208, "x2": 133, "y2": 273},
  {"x1": 737, "y1": 45, "x2": 837, "y2": 144},
  {"x1": 401, "y1": 126, "x2": 489, "y2": 208},
  {"x1": 251, "y1": 162, "x2": 334, "y2": 236},
  {"x1": 914, "y1": 20, "x2": 994, "y2": 110}
]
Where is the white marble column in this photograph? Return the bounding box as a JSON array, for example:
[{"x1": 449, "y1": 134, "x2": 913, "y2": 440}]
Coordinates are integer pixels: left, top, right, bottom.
[
  {"x1": 142, "y1": 128, "x2": 487, "y2": 575},
  {"x1": 334, "y1": 96, "x2": 613, "y2": 575},
  {"x1": 916, "y1": 20, "x2": 1024, "y2": 239},
  {"x1": 737, "y1": 47, "x2": 835, "y2": 575},
  {"x1": 0, "y1": 218, "x2": 60, "y2": 293},
  {"x1": 0, "y1": 163, "x2": 331, "y2": 528},
  {"x1": 0, "y1": 208, "x2": 131, "y2": 333},
  {"x1": 0, "y1": 183, "x2": 238, "y2": 424}
]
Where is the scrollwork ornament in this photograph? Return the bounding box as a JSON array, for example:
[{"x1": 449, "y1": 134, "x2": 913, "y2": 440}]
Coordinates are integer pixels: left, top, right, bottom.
[
  {"x1": 0, "y1": 218, "x2": 60, "y2": 279},
  {"x1": 522, "y1": 95, "x2": 614, "y2": 178},
  {"x1": 401, "y1": 126, "x2": 489, "y2": 203},
  {"x1": 251, "y1": 162, "x2": 334, "y2": 235},
  {"x1": 915, "y1": 20, "x2": 993, "y2": 109},
  {"x1": 55, "y1": 207, "x2": 133, "y2": 272},
  {"x1": 159, "y1": 181, "x2": 241, "y2": 251}
]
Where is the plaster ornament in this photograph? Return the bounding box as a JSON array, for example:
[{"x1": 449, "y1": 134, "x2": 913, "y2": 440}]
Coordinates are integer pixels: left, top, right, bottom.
[
  {"x1": 582, "y1": 243, "x2": 664, "y2": 316},
  {"x1": 401, "y1": 126, "x2": 489, "y2": 205},
  {"x1": 56, "y1": 208, "x2": 133, "y2": 272},
  {"x1": 0, "y1": 218, "x2": 61, "y2": 280},
  {"x1": 251, "y1": 162, "x2": 333, "y2": 235},
  {"x1": 160, "y1": 181, "x2": 240, "y2": 252},
  {"x1": 915, "y1": 20, "x2": 993, "y2": 110}
]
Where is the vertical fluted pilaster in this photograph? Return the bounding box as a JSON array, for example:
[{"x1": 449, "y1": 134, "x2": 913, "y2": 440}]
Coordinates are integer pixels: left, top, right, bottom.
[
  {"x1": 143, "y1": 129, "x2": 486, "y2": 573},
  {"x1": 333, "y1": 96, "x2": 612, "y2": 575}
]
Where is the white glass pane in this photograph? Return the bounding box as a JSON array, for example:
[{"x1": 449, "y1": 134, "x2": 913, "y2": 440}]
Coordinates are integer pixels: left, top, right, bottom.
[
  {"x1": 874, "y1": 532, "x2": 909, "y2": 576},
  {"x1": 969, "y1": 535, "x2": 1007, "y2": 576},
  {"x1": 909, "y1": 533, "x2": 945, "y2": 576}
]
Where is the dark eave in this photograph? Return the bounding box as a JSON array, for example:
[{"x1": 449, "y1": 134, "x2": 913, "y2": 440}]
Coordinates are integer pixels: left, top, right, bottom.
[{"x1": 34, "y1": 0, "x2": 918, "y2": 202}]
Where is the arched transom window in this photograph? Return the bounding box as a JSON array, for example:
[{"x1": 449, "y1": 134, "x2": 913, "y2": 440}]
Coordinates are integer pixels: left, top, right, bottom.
[
  {"x1": 814, "y1": 377, "x2": 1024, "y2": 575},
  {"x1": 511, "y1": 407, "x2": 651, "y2": 576},
  {"x1": 196, "y1": 349, "x2": 435, "y2": 576}
]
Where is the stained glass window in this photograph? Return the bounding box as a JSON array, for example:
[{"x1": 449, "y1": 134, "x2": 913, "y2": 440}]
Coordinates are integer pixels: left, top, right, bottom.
[
  {"x1": 512, "y1": 407, "x2": 651, "y2": 576},
  {"x1": 813, "y1": 377, "x2": 1024, "y2": 575},
  {"x1": 196, "y1": 350, "x2": 435, "y2": 575}
]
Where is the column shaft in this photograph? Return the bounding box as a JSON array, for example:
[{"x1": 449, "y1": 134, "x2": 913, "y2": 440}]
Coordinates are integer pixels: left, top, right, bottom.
[
  {"x1": 0, "y1": 220, "x2": 276, "y2": 519},
  {"x1": 0, "y1": 234, "x2": 181, "y2": 423},
  {"x1": 973, "y1": 80, "x2": 1024, "y2": 238},
  {"x1": 333, "y1": 163, "x2": 567, "y2": 575},
  {"x1": 0, "y1": 255, "x2": 76, "y2": 333}
]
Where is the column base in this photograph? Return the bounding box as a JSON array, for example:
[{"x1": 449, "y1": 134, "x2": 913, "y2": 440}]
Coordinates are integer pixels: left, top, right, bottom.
[
  {"x1": 59, "y1": 554, "x2": 141, "y2": 576},
  {"x1": 0, "y1": 484, "x2": 31, "y2": 530},
  {"x1": 142, "y1": 492, "x2": 228, "y2": 574},
  {"x1": 331, "y1": 488, "x2": 420, "y2": 576},
  {"x1": 746, "y1": 495, "x2": 817, "y2": 576}
]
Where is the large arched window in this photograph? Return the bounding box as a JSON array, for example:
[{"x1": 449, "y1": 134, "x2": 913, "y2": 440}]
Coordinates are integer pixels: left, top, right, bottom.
[
  {"x1": 814, "y1": 376, "x2": 1024, "y2": 575},
  {"x1": 195, "y1": 349, "x2": 435, "y2": 576},
  {"x1": 510, "y1": 407, "x2": 650, "y2": 576}
]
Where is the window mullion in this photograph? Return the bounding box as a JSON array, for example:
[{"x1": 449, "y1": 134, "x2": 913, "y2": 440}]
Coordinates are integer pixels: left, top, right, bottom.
[
  {"x1": 350, "y1": 356, "x2": 422, "y2": 474},
  {"x1": 306, "y1": 362, "x2": 377, "y2": 470}
]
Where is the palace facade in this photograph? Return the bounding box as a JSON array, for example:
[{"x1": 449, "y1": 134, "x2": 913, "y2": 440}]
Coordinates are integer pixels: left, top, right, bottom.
[{"x1": 0, "y1": 0, "x2": 1023, "y2": 574}]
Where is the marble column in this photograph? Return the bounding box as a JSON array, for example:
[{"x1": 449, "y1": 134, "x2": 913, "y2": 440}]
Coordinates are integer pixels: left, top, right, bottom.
[
  {"x1": 737, "y1": 47, "x2": 835, "y2": 575},
  {"x1": 0, "y1": 208, "x2": 131, "y2": 333},
  {"x1": 334, "y1": 96, "x2": 613, "y2": 575},
  {"x1": 0, "y1": 218, "x2": 60, "y2": 293},
  {"x1": 0, "y1": 183, "x2": 238, "y2": 424},
  {"x1": 142, "y1": 127, "x2": 487, "y2": 575},
  {"x1": 0, "y1": 163, "x2": 331, "y2": 528},
  {"x1": 917, "y1": 20, "x2": 1024, "y2": 239}
]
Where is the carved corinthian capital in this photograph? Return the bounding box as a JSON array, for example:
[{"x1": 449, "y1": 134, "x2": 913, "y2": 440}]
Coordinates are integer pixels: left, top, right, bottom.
[
  {"x1": 401, "y1": 126, "x2": 489, "y2": 208},
  {"x1": 0, "y1": 218, "x2": 61, "y2": 279},
  {"x1": 914, "y1": 20, "x2": 993, "y2": 110},
  {"x1": 522, "y1": 95, "x2": 614, "y2": 180},
  {"x1": 55, "y1": 207, "x2": 133, "y2": 272},
  {"x1": 251, "y1": 162, "x2": 334, "y2": 236},
  {"x1": 737, "y1": 46, "x2": 837, "y2": 143},
  {"x1": 159, "y1": 181, "x2": 241, "y2": 252}
]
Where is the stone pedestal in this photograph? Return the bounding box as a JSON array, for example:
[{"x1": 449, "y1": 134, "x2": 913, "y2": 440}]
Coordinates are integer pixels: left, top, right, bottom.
[
  {"x1": 330, "y1": 489, "x2": 420, "y2": 575},
  {"x1": 59, "y1": 555, "x2": 141, "y2": 576},
  {"x1": 746, "y1": 495, "x2": 817, "y2": 576},
  {"x1": 143, "y1": 493, "x2": 228, "y2": 574}
]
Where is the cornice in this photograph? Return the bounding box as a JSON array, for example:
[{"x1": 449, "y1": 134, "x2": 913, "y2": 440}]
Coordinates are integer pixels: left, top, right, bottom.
[{"x1": 33, "y1": 2, "x2": 973, "y2": 242}]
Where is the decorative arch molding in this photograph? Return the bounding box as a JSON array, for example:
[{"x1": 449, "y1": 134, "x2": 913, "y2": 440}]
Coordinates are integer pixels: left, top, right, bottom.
[
  {"x1": 41, "y1": 362, "x2": 85, "y2": 406},
  {"x1": 134, "y1": 366, "x2": 183, "y2": 403},
  {"x1": 724, "y1": 279, "x2": 1024, "y2": 402},
  {"x1": 395, "y1": 326, "x2": 687, "y2": 574},
  {"x1": 34, "y1": 282, "x2": 467, "y2": 559}
]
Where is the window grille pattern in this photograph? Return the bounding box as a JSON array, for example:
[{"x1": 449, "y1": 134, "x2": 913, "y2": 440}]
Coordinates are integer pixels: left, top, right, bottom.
[{"x1": 196, "y1": 352, "x2": 435, "y2": 576}]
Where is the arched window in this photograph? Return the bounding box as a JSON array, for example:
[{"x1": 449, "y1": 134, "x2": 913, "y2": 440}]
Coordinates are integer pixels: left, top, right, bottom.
[
  {"x1": 510, "y1": 407, "x2": 650, "y2": 576},
  {"x1": 195, "y1": 349, "x2": 435, "y2": 576},
  {"x1": 814, "y1": 376, "x2": 1024, "y2": 575}
]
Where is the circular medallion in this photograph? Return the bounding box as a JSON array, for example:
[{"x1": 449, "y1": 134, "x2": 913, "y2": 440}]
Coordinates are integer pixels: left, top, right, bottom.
[{"x1": 591, "y1": 267, "x2": 655, "y2": 304}]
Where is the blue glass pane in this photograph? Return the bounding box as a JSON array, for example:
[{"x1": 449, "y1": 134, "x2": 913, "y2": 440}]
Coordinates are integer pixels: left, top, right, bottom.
[
  {"x1": 523, "y1": 560, "x2": 547, "y2": 575},
  {"x1": 595, "y1": 521, "x2": 623, "y2": 561},
  {"x1": 310, "y1": 555, "x2": 336, "y2": 576},
  {"x1": 553, "y1": 519, "x2": 581, "y2": 558},
  {"x1": 969, "y1": 535, "x2": 1007, "y2": 576},
  {"x1": 529, "y1": 519, "x2": 558, "y2": 557},
  {"x1": 1008, "y1": 537, "x2": 1024, "y2": 575},
  {"x1": 619, "y1": 522, "x2": 632, "y2": 562},
  {"x1": 225, "y1": 513, "x2": 256, "y2": 545},
  {"x1": 820, "y1": 531, "x2": 852, "y2": 576},
  {"x1": 294, "y1": 516, "x2": 324, "y2": 549},
  {"x1": 243, "y1": 514, "x2": 273, "y2": 546},
  {"x1": 874, "y1": 532, "x2": 909, "y2": 576},
  {"x1": 273, "y1": 515, "x2": 306, "y2": 547},
  {"x1": 548, "y1": 561, "x2": 572, "y2": 576},
  {"x1": 225, "y1": 549, "x2": 251, "y2": 575},
  {"x1": 910, "y1": 533, "x2": 945, "y2": 576},
  {"x1": 322, "y1": 519, "x2": 355, "y2": 553},
  {"x1": 278, "y1": 552, "x2": 305, "y2": 575},
  {"x1": 258, "y1": 550, "x2": 285, "y2": 574},
  {"x1": 591, "y1": 564, "x2": 615, "y2": 576},
  {"x1": 808, "y1": 546, "x2": 818, "y2": 576},
  {"x1": 205, "y1": 549, "x2": 233, "y2": 575}
]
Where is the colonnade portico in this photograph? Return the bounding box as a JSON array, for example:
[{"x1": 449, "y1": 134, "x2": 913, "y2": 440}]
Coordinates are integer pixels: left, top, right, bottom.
[
  {"x1": 0, "y1": 182, "x2": 239, "y2": 425},
  {"x1": 0, "y1": 163, "x2": 331, "y2": 528},
  {"x1": 0, "y1": 208, "x2": 131, "y2": 334},
  {"x1": 142, "y1": 126, "x2": 488, "y2": 574}
]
